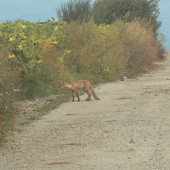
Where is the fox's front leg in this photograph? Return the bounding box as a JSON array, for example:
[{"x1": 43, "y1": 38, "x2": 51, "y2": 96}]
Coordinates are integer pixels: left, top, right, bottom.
[
  {"x1": 71, "y1": 90, "x2": 75, "y2": 102},
  {"x1": 74, "y1": 89, "x2": 80, "y2": 101}
]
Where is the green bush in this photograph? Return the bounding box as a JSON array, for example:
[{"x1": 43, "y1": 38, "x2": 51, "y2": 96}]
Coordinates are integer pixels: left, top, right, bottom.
[{"x1": 0, "y1": 19, "x2": 67, "y2": 99}]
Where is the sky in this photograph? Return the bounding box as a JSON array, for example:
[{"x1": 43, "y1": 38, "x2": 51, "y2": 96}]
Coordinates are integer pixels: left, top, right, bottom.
[{"x1": 0, "y1": 0, "x2": 169, "y2": 49}]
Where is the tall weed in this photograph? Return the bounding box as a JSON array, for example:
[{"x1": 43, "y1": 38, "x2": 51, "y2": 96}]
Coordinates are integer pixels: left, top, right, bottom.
[
  {"x1": 61, "y1": 19, "x2": 165, "y2": 82},
  {"x1": 0, "y1": 46, "x2": 21, "y2": 145}
]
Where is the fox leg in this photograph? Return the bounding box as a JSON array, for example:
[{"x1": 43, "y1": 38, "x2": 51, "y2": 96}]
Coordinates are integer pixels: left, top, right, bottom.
[
  {"x1": 74, "y1": 89, "x2": 80, "y2": 101},
  {"x1": 71, "y1": 90, "x2": 75, "y2": 102},
  {"x1": 83, "y1": 88, "x2": 91, "y2": 101}
]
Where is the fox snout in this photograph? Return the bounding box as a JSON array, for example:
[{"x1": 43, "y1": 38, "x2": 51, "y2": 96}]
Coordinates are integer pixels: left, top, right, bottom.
[{"x1": 59, "y1": 85, "x2": 63, "y2": 90}]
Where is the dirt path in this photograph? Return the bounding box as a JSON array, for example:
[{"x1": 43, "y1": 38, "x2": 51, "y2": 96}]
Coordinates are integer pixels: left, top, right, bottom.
[{"x1": 1, "y1": 51, "x2": 170, "y2": 170}]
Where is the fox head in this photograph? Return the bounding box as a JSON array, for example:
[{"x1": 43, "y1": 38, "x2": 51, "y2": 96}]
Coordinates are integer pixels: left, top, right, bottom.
[
  {"x1": 59, "y1": 79, "x2": 73, "y2": 90},
  {"x1": 59, "y1": 79, "x2": 72, "y2": 89}
]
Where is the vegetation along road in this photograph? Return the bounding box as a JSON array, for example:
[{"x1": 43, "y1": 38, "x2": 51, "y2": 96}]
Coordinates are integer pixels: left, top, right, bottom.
[{"x1": 0, "y1": 51, "x2": 170, "y2": 169}]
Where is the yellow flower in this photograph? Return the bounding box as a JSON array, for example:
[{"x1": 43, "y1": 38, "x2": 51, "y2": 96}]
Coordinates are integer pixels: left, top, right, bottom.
[
  {"x1": 9, "y1": 37, "x2": 15, "y2": 42},
  {"x1": 9, "y1": 54, "x2": 15, "y2": 59},
  {"x1": 38, "y1": 60, "x2": 42, "y2": 64},
  {"x1": 53, "y1": 21, "x2": 59, "y2": 25},
  {"x1": 16, "y1": 44, "x2": 23, "y2": 50},
  {"x1": 52, "y1": 41, "x2": 58, "y2": 45},
  {"x1": 22, "y1": 25, "x2": 27, "y2": 29},
  {"x1": 66, "y1": 50, "x2": 71, "y2": 54},
  {"x1": 60, "y1": 21, "x2": 67, "y2": 25},
  {"x1": 20, "y1": 32, "x2": 25, "y2": 36},
  {"x1": 21, "y1": 40, "x2": 26, "y2": 44},
  {"x1": 54, "y1": 26, "x2": 59, "y2": 31}
]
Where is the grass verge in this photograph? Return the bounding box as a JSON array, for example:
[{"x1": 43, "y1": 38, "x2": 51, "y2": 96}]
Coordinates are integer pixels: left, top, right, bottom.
[
  {"x1": 0, "y1": 115, "x2": 15, "y2": 147},
  {"x1": 19, "y1": 93, "x2": 71, "y2": 126}
]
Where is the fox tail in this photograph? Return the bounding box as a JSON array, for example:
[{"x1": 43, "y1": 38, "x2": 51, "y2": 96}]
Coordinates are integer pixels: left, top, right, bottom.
[{"x1": 89, "y1": 86, "x2": 100, "y2": 100}]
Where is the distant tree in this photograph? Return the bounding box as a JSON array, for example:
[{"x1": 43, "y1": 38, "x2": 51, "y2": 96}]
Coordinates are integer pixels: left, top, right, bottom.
[
  {"x1": 56, "y1": 0, "x2": 92, "y2": 23},
  {"x1": 92, "y1": 0, "x2": 161, "y2": 35}
]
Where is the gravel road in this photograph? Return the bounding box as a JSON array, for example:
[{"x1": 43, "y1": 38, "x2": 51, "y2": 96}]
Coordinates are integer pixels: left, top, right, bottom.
[{"x1": 0, "y1": 51, "x2": 170, "y2": 170}]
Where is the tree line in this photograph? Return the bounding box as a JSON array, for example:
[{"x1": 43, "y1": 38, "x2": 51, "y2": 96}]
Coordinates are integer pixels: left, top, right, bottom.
[{"x1": 56, "y1": 0, "x2": 161, "y2": 35}]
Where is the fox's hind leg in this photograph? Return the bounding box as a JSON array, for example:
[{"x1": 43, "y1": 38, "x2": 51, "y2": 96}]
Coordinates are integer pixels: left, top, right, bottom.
[{"x1": 83, "y1": 88, "x2": 91, "y2": 101}]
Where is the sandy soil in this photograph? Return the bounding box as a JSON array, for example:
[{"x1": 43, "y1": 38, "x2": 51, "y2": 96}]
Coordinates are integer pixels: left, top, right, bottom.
[{"x1": 0, "y1": 51, "x2": 170, "y2": 170}]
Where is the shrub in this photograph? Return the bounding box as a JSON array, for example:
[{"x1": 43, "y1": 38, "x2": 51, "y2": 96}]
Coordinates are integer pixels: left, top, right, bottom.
[
  {"x1": 60, "y1": 19, "x2": 165, "y2": 81},
  {"x1": 0, "y1": 19, "x2": 67, "y2": 99},
  {"x1": 0, "y1": 45, "x2": 21, "y2": 145}
]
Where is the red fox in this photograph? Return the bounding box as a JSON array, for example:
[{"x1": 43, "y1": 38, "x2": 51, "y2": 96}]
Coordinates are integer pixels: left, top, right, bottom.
[{"x1": 59, "y1": 80, "x2": 100, "y2": 102}]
